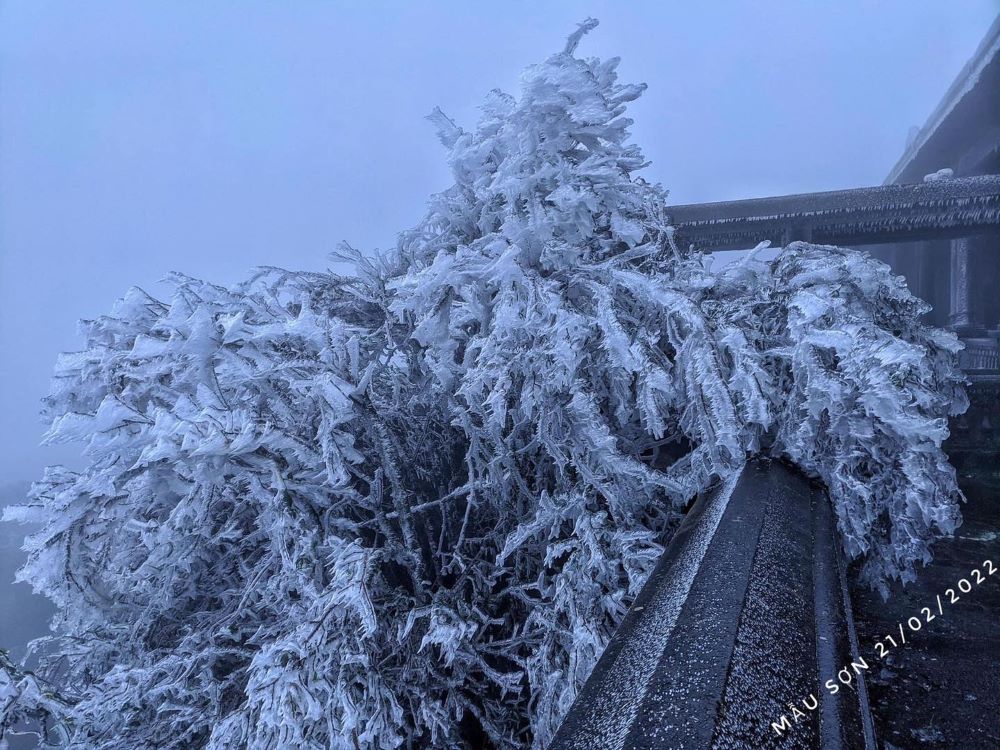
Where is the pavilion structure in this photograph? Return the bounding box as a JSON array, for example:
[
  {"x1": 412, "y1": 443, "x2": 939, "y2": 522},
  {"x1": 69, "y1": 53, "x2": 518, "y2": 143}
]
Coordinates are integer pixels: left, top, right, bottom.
[
  {"x1": 668, "y1": 13, "x2": 1000, "y2": 378},
  {"x1": 876, "y1": 13, "x2": 1000, "y2": 371}
]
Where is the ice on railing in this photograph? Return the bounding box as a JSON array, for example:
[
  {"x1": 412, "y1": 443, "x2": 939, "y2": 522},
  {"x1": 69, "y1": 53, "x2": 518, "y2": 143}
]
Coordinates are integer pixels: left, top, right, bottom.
[{"x1": 668, "y1": 175, "x2": 1000, "y2": 252}]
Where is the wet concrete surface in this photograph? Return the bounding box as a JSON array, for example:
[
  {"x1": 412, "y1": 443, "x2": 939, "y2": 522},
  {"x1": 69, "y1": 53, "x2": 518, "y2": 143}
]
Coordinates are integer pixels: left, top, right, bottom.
[{"x1": 850, "y1": 469, "x2": 1000, "y2": 750}]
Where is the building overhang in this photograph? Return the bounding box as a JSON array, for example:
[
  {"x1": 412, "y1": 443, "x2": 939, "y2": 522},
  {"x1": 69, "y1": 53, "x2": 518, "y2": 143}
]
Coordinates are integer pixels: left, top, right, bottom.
[{"x1": 885, "y1": 15, "x2": 1000, "y2": 184}]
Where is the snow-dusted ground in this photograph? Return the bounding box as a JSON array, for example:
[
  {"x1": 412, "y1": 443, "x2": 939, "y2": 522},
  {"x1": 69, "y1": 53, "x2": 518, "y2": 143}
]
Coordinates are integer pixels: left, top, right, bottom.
[{"x1": 852, "y1": 470, "x2": 1000, "y2": 750}]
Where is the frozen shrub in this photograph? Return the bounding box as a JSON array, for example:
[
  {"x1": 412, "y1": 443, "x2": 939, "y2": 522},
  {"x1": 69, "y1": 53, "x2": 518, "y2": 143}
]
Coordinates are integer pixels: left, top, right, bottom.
[{"x1": 2, "y1": 19, "x2": 965, "y2": 749}]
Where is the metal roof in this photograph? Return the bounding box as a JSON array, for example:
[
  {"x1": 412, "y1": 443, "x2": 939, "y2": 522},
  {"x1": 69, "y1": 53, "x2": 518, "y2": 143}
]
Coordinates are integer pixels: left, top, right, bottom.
[{"x1": 885, "y1": 14, "x2": 1000, "y2": 184}]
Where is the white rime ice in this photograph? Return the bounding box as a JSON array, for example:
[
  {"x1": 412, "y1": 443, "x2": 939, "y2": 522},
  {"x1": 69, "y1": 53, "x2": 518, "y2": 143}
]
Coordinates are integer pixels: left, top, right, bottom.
[{"x1": 1, "y1": 19, "x2": 967, "y2": 750}]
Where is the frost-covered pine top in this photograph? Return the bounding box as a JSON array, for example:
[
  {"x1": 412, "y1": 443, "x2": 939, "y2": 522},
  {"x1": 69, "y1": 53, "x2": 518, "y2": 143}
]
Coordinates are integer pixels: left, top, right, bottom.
[{"x1": 1, "y1": 19, "x2": 966, "y2": 750}]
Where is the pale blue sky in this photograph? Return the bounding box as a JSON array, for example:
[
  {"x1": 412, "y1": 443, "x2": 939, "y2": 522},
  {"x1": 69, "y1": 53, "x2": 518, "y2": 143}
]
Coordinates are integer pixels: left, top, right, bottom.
[{"x1": 2, "y1": 1, "x2": 998, "y2": 482}]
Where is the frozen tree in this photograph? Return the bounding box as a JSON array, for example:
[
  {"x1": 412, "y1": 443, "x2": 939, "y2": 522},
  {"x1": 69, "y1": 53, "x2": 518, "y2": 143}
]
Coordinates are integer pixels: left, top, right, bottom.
[{"x1": 1, "y1": 19, "x2": 966, "y2": 749}]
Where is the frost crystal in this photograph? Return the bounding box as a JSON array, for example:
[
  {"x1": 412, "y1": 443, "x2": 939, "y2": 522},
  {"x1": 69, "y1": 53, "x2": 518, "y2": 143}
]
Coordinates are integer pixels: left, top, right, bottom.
[{"x1": 1, "y1": 19, "x2": 966, "y2": 749}]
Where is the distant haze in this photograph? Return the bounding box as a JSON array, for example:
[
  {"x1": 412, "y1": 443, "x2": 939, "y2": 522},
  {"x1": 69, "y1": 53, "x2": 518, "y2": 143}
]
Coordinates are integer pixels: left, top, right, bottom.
[
  {"x1": 1, "y1": 1, "x2": 998, "y2": 484},
  {"x1": 0, "y1": 480, "x2": 54, "y2": 657}
]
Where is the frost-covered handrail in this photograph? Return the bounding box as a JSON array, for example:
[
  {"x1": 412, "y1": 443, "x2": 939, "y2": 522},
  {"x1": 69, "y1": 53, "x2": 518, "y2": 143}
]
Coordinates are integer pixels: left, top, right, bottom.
[
  {"x1": 668, "y1": 174, "x2": 1000, "y2": 252},
  {"x1": 549, "y1": 460, "x2": 877, "y2": 750}
]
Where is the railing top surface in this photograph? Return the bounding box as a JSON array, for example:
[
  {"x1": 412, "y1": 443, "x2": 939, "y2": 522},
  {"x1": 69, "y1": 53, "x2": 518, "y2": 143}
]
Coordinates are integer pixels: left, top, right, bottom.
[{"x1": 548, "y1": 460, "x2": 876, "y2": 750}]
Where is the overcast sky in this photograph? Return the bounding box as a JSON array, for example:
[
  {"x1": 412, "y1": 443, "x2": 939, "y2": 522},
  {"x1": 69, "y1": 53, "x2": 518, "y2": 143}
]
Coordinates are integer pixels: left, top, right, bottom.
[{"x1": 1, "y1": 1, "x2": 998, "y2": 484}]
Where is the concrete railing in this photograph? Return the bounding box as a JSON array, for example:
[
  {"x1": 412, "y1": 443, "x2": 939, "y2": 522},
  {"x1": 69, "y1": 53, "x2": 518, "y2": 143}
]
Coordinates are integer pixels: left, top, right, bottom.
[
  {"x1": 960, "y1": 339, "x2": 1000, "y2": 372},
  {"x1": 548, "y1": 459, "x2": 877, "y2": 750}
]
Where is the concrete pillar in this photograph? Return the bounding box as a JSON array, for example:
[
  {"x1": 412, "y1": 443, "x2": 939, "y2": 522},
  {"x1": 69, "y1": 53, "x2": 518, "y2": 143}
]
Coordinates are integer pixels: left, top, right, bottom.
[
  {"x1": 950, "y1": 238, "x2": 975, "y2": 332},
  {"x1": 950, "y1": 236, "x2": 1000, "y2": 335},
  {"x1": 978, "y1": 234, "x2": 1000, "y2": 333},
  {"x1": 928, "y1": 241, "x2": 952, "y2": 329}
]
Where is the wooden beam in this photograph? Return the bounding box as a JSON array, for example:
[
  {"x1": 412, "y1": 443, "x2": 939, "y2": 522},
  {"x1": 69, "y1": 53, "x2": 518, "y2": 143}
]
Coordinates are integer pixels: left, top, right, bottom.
[{"x1": 667, "y1": 174, "x2": 1000, "y2": 253}]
